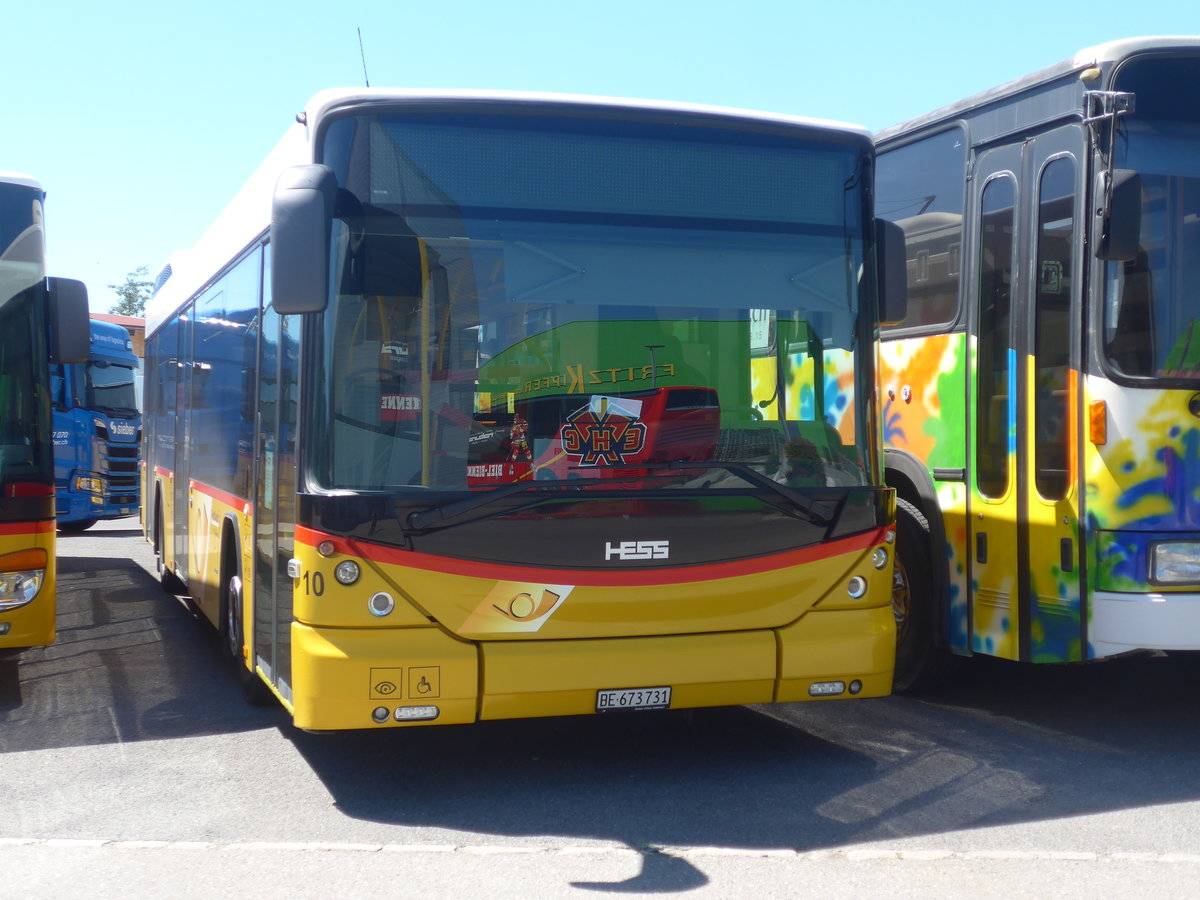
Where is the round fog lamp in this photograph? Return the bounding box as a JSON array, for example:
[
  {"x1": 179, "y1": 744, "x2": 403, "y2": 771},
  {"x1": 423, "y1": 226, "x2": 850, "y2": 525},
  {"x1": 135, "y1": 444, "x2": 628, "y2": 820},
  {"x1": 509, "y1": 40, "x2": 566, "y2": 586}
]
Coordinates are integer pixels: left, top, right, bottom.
[
  {"x1": 369, "y1": 591, "x2": 396, "y2": 617},
  {"x1": 334, "y1": 560, "x2": 361, "y2": 585},
  {"x1": 847, "y1": 576, "x2": 868, "y2": 599}
]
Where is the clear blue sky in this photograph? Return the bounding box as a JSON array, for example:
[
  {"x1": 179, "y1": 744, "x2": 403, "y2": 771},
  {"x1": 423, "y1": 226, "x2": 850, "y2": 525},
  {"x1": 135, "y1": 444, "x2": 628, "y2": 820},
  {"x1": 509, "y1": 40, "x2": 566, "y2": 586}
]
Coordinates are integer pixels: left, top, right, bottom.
[{"x1": 6, "y1": 1, "x2": 1196, "y2": 311}]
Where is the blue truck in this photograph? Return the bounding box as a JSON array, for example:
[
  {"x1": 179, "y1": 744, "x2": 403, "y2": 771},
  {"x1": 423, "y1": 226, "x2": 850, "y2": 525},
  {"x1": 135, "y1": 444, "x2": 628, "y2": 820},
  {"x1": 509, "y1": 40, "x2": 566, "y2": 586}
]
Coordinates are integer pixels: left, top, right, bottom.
[{"x1": 51, "y1": 319, "x2": 141, "y2": 531}]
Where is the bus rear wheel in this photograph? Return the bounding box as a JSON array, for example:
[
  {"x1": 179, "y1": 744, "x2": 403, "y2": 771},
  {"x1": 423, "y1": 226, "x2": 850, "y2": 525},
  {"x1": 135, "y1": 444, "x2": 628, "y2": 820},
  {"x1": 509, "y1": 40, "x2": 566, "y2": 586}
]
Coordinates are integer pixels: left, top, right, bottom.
[{"x1": 892, "y1": 498, "x2": 958, "y2": 693}]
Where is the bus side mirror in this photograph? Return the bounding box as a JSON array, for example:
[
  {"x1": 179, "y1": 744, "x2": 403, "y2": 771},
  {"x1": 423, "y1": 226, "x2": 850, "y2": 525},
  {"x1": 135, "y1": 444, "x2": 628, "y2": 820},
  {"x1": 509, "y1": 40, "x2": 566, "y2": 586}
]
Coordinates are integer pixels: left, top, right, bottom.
[
  {"x1": 271, "y1": 164, "x2": 337, "y2": 314},
  {"x1": 1096, "y1": 168, "x2": 1142, "y2": 262},
  {"x1": 876, "y1": 218, "x2": 908, "y2": 326},
  {"x1": 47, "y1": 277, "x2": 90, "y2": 364}
]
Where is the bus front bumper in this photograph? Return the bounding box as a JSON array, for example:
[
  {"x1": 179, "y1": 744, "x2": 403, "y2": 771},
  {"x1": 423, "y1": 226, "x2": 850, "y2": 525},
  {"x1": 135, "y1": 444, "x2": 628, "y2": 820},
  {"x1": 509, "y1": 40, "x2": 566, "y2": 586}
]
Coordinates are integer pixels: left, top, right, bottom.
[{"x1": 289, "y1": 604, "x2": 895, "y2": 731}]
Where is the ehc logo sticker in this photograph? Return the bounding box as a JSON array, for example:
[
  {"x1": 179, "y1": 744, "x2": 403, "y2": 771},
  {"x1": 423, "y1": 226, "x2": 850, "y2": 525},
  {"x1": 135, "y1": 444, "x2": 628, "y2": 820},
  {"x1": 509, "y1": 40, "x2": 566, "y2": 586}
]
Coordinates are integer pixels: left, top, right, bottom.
[{"x1": 560, "y1": 396, "x2": 646, "y2": 467}]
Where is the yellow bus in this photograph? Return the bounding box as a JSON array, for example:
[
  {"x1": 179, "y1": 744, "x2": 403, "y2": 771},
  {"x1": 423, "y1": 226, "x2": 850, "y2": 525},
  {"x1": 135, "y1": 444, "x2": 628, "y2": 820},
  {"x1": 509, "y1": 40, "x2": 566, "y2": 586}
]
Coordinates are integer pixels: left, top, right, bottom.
[
  {"x1": 143, "y1": 91, "x2": 904, "y2": 730},
  {"x1": 0, "y1": 172, "x2": 89, "y2": 651}
]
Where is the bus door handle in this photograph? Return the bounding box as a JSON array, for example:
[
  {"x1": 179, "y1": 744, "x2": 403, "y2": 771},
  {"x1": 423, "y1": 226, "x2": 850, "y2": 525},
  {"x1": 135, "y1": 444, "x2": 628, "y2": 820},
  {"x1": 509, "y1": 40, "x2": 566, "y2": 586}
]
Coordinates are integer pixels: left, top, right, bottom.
[{"x1": 976, "y1": 532, "x2": 987, "y2": 564}]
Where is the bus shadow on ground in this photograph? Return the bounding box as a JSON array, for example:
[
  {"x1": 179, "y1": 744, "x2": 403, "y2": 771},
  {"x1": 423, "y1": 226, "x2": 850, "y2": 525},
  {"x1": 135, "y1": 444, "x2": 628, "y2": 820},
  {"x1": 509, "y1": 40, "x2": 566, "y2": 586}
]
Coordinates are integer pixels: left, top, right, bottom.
[
  {"x1": 287, "y1": 650, "x2": 1200, "y2": 889},
  {"x1": 0, "y1": 554, "x2": 284, "y2": 752}
]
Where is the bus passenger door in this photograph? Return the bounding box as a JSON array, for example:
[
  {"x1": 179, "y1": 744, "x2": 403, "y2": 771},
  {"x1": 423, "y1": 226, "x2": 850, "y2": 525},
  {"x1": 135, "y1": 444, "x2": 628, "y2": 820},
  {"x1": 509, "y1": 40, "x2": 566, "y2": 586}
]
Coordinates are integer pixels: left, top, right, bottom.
[
  {"x1": 968, "y1": 145, "x2": 1023, "y2": 660},
  {"x1": 969, "y1": 133, "x2": 1086, "y2": 664},
  {"x1": 253, "y1": 295, "x2": 300, "y2": 701},
  {"x1": 1019, "y1": 129, "x2": 1085, "y2": 662},
  {"x1": 173, "y1": 313, "x2": 193, "y2": 581}
]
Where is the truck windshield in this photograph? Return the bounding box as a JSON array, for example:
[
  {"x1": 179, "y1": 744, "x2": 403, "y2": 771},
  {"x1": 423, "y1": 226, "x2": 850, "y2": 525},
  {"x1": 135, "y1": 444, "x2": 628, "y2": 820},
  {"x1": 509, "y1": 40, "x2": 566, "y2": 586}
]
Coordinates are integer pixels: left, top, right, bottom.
[
  {"x1": 85, "y1": 362, "x2": 138, "y2": 411},
  {"x1": 313, "y1": 107, "x2": 874, "y2": 494},
  {"x1": 1104, "y1": 55, "x2": 1200, "y2": 381}
]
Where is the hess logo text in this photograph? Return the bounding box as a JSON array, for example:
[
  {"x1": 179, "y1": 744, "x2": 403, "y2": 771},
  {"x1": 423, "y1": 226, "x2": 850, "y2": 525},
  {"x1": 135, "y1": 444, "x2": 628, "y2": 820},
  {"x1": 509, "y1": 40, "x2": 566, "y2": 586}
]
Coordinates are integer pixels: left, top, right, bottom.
[{"x1": 605, "y1": 540, "x2": 669, "y2": 561}]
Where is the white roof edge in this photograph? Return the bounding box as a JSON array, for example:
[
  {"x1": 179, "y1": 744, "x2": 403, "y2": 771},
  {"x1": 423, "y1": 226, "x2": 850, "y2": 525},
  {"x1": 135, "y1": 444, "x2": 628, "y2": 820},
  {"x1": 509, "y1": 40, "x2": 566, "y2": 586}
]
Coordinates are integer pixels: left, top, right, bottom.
[
  {"x1": 0, "y1": 172, "x2": 43, "y2": 191},
  {"x1": 300, "y1": 88, "x2": 871, "y2": 140},
  {"x1": 1072, "y1": 35, "x2": 1200, "y2": 66}
]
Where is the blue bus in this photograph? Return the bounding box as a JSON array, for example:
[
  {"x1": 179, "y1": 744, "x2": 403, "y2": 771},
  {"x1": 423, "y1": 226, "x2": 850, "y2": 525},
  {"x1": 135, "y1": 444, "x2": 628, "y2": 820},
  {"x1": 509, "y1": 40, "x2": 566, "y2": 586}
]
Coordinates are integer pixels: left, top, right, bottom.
[{"x1": 52, "y1": 319, "x2": 141, "y2": 531}]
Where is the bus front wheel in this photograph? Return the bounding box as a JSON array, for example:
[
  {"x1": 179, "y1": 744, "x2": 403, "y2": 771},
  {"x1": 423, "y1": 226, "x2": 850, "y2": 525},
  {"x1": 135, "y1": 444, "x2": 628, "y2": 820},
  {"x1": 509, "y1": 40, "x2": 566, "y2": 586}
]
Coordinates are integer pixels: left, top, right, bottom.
[
  {"x1": 222, "y1": 569, "x2": 273, "y2": 706},
  {"x1": 892, "y1": 498, "x2": 958, "y2": 693}
]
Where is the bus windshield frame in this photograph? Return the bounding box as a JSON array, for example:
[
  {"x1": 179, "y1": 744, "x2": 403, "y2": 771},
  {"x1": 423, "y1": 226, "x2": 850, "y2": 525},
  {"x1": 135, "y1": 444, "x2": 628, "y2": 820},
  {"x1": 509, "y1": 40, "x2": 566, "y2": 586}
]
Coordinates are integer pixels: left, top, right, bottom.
[
  {"x1": 0, "y1": 180, "x2": 52, "y2": 499},
  {"x1": 1103, "y1": 55, "x2": 1200, "y2": 383},
  {"x1": 309, "y1": 105, "x2": 877, "y2": 504}
]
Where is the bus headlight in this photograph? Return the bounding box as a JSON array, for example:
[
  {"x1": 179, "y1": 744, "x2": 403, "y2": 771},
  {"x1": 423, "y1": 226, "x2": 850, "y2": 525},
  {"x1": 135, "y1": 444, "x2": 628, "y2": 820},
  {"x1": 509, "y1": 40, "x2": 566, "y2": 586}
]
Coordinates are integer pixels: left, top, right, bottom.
[
  {"x1": 0, "y1": 549, "x2": 48, "y2": 609},
  {"x1": 334, "y1": 560, "x2": 360, "y2": 585},
  {"x1": 1152, "y1": 542, "x2": 1200, "y2": 585}
]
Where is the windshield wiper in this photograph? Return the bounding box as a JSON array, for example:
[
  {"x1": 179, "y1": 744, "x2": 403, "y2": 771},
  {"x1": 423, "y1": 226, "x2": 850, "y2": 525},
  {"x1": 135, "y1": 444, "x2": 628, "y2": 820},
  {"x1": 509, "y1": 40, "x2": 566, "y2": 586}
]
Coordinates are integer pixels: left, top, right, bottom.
[
  {"x1": 632, "y1": 461, "x2": 836, "y2": 526},
  {"x1": 405, "y1": 462, "x2": 837, "y2": 534},
  {"x1": 406, "y1": 477, "x2": 611, "y2": 531}
]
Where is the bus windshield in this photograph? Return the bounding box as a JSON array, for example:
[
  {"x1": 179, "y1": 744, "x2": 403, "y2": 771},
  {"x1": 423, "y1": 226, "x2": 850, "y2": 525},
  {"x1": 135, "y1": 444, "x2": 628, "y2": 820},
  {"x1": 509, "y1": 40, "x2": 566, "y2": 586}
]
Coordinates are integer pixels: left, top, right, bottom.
[
  {"x1": 1104, "y1": 57, "x2": 1200, "y2": 380},
  {"x1": 315, "y1": 108, "x2": 872, "y2": 495},
  {"x1": 0, "y1": 180, "x2": 52, "y2": 494}
]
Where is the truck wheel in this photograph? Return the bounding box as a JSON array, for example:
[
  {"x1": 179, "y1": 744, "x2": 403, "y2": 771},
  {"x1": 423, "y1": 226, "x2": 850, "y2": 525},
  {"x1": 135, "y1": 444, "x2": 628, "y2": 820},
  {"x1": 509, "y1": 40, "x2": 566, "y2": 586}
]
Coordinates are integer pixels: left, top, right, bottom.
[
  {"x1": 58, "y1": 518, "x2": 97, "y2": 533},
  {"x1": 892, "y1": 498, "x2": 958, "y2": 693}
]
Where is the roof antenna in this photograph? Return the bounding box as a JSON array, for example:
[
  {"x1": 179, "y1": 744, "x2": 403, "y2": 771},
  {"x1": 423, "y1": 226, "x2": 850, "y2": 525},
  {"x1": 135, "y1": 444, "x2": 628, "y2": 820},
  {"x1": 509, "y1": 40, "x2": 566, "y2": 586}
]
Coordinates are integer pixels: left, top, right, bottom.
[{"x1": 357, "y1": 27, "x2": 371, "y2": 87}]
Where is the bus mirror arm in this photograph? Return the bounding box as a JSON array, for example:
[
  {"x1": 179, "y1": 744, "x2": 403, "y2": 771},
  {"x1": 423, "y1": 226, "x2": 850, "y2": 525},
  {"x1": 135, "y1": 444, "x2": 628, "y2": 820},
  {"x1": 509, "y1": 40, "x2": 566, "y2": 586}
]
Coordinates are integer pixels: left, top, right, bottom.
[
  {"x1": 875, "y1": 218, "x2": 908, "y2": 326},
  {"x1": 46, "y1": 277, "x2": 90, "y2": 364},
  {"x1": 1095, "y1": 168, "x2": 1142, "y2": 262},
  {"x1": 271, "y1": 164, "x2": 337, "y2": 314}
]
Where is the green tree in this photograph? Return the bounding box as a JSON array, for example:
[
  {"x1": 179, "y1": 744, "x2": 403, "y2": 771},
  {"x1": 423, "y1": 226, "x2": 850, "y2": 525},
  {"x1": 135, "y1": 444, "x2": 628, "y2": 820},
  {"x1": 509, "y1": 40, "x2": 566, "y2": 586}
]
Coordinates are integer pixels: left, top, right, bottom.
[{"x1": 108, "y1": 265, "x2": 153, "y2": 316}]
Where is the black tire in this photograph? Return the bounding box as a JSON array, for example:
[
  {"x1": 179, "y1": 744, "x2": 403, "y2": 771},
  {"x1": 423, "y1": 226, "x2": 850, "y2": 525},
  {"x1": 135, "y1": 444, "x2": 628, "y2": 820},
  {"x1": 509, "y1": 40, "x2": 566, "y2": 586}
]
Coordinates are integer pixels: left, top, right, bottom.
[
  {"x1": 892, "y1": 497, "x2": 958, "y2": 693},
  {"x1": 222, "y1": 562, "x2": 274, "y2": 706},
  {"x1": 58, "y1": 518, "x2": 97, "y2": 533}
]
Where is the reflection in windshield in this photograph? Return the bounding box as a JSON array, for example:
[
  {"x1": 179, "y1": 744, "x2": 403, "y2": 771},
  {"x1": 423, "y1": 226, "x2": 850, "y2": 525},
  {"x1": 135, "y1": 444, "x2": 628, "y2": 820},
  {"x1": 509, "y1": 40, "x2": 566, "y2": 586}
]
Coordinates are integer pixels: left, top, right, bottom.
[{"x1": 316, "y1": 110, "x2": 873, "y2": 495}]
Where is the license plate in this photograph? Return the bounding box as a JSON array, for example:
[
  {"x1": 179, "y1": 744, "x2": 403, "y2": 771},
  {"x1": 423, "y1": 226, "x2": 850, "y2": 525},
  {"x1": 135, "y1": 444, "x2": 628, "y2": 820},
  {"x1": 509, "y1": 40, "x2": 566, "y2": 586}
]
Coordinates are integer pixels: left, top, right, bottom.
[{"x1": 596, "y1": 686, "x2": 671, "y2": 712}]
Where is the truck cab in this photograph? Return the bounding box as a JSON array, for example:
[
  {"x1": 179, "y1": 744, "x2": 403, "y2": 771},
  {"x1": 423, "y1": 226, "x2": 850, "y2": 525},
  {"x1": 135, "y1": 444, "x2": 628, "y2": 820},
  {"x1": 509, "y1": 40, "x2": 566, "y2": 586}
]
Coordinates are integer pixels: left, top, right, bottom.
[{"x1": 52, "y1": 319, "x2": 141, "y2": 531}]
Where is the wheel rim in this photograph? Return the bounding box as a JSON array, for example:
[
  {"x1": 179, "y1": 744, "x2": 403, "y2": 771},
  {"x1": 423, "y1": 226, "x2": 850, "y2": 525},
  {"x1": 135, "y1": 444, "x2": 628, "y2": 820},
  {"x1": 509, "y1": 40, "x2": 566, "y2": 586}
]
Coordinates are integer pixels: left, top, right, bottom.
[{"x1": 891, "y1": 559, "x2": 911, "y2": 643}]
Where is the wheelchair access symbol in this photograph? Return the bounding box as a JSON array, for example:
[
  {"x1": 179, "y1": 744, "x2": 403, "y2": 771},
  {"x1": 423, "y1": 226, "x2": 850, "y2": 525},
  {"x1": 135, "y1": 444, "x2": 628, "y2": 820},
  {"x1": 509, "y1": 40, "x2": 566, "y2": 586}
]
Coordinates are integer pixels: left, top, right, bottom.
[{"x1": 408, "y1": 667, "x2": 440, "y2": 699}]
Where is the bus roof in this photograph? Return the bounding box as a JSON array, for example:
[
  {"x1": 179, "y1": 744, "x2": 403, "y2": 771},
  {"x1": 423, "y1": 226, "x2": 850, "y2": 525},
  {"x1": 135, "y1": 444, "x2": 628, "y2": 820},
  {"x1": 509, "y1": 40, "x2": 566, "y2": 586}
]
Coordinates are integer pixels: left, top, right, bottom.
[
  {"x1": 300, "y1": 88, "x2": 871, "y2": 141},
  {"x1": 876, "y1": 35, "x2": 1200, "y2": 145},
  {"x1": 147, "y1": 90, "x2": 872, "y2": 336}
]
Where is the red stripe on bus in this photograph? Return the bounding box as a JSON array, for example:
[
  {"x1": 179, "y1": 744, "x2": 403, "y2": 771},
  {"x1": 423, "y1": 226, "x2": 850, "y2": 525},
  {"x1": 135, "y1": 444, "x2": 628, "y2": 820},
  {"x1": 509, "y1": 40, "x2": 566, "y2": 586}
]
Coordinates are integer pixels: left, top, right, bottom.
[
  {"x1": 154, "y1": 466, "x2": 174, "y2": 479},
  {"x1": 0, "y1": 519, "x2": 55, "y2": 536},
  {"x1": 296, "y1": 523, "x2": 883, "y2": 587},
  {"x1": 189, "y1": 480, "x2": 253, "y2": 514}
]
